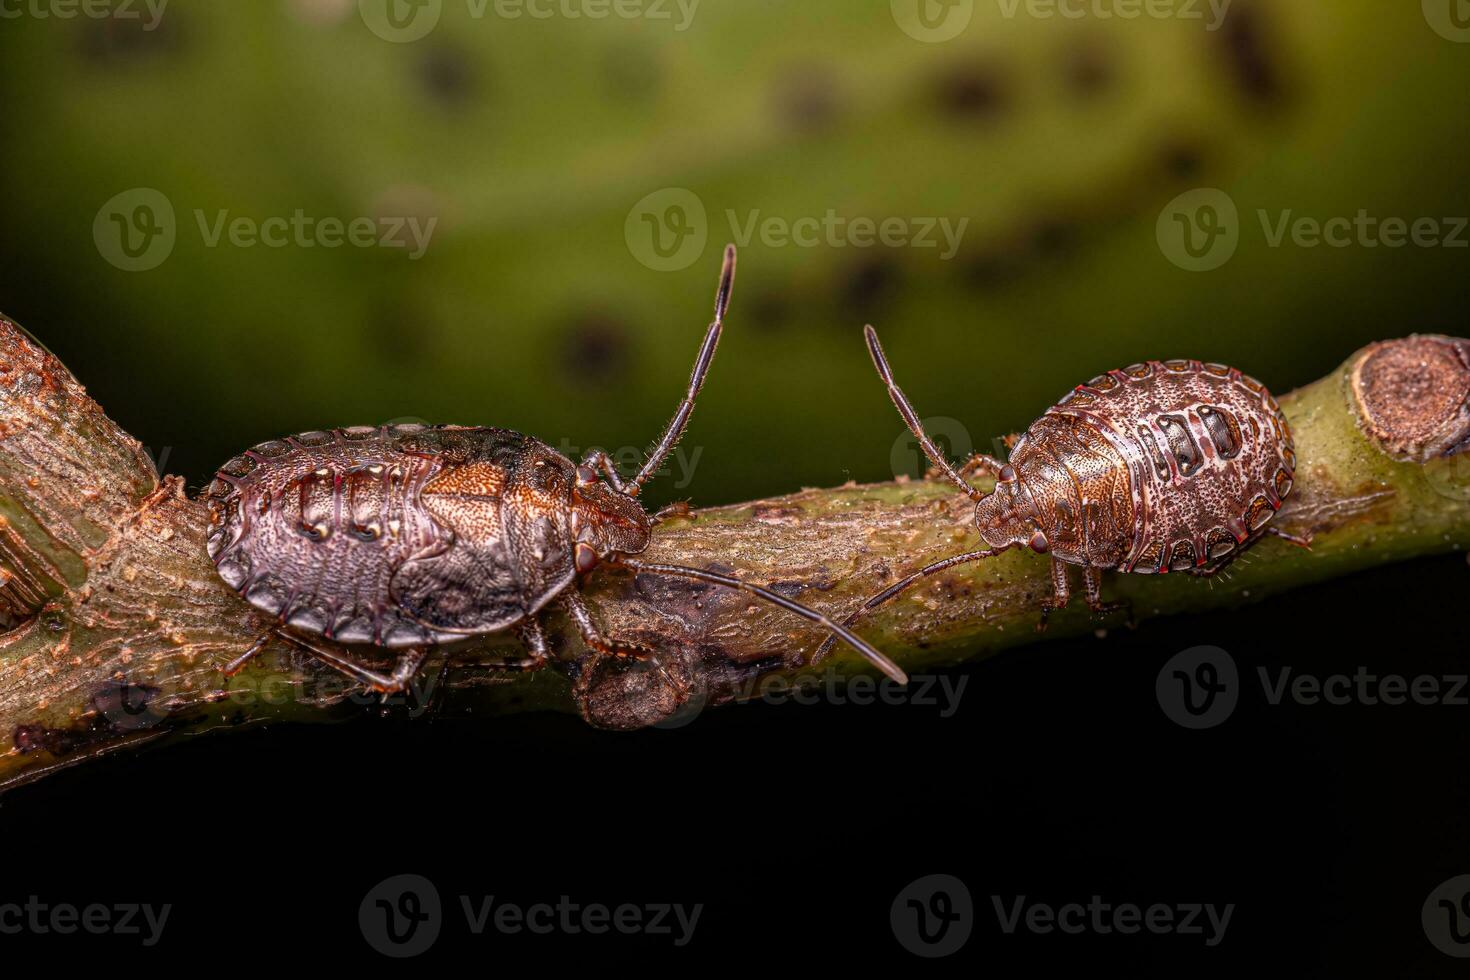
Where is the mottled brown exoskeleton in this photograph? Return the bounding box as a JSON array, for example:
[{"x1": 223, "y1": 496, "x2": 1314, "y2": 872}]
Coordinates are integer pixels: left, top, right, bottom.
[
  {"x1": 817, "y1": 325, "x2": 1309, "y2": 657},
  {"x1": 206, "y1": 247, "x2": 906, "y2": 695}
]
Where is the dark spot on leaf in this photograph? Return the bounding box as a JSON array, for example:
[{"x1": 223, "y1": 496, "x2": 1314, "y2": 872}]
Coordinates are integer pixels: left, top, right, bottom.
[
  {"x1": 1030, "y1": 217, "x2": 1078, "y2": 258},
  {"x1": 1217, "y1": 3, "x2": 1286, "y2": 106},
  {"x1": 1160, "y1": 140, "x2": 1206, "y2": 181},
  {"x1": 959, "y1": 248, "x2": 1025, "y2": 290},
  {"x1": 839, "y1": 256, "x2": 901, "y2": 318},
  {"x1": 369, "y1": 300, "x2": 434, "y2": 368},
  {"x1": 419, "y1": 45, "x2": 478, "y2": 109},
  {"x1": 748, "y1": 290, "x2": 793, "y2": 332},
  {"x1": 932, "y1": 60, "x2": 1009, "y2": 123},
  {"x1": 775, "y1": 66, "x2": 842, "y2": 132},
  {"x1": 560, "y1": 313, "x2": 630, "y2": 387},
  {"x1": 77, "y1": 11, "x2": 182, "y2": 65},
  {"x1": 1063, "y1": 42, "x2": 1114, "y2": 99}
]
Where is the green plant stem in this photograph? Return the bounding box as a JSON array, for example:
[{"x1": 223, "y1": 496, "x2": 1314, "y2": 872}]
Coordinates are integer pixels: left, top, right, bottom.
[{"x1": 0, "y1": 319, "x2": 1466, "y2": 790}]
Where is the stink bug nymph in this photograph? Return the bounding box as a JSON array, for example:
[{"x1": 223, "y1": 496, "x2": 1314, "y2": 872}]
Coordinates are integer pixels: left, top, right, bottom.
[
  {"x1": 206, "y1": 247, "x2": 906, "y2": 695},
  {"x1": 817, "y1": 324, "x2": 1309, "y2": 658}
]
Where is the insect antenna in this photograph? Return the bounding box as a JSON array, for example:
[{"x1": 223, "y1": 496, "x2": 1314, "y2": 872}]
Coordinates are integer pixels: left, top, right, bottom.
[
  {"x1": 813, "y1": 547, "x2": 1008, "y2": 661},
  {"x1": 612, "y1": 556, "x2": 909, "y2": 684},
  {"x1": 865, "y1": 324, "x2": 987, "y2": 501},
  {"x1": 627, "y1": 243, "x2": 737, "y2": 496}
]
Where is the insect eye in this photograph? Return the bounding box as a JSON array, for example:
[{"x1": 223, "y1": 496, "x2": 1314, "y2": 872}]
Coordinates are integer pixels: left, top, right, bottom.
[
  {"x1": 1028, "y1": 529, "x2": 1050, "y2": 554},
  {"x1": 998, "y1": 464, "x2": 1017, "y2": 482},
  {"x1": 575, "y1": 465, "x2": 597, "y2": 486}
]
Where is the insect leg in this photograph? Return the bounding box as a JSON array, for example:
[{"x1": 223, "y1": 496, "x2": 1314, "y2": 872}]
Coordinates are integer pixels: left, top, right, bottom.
[
  {"x1": 627, "y1": 243, "x2": 736, "y2": 495},
  {"x1": 1265, "y1": 525, "x2": 1313, "y2": 549},
  {"x1": 653, "y1": 500, "x2": 693, "y2": 523},
  {"x1": 812, "y1": 548, "x2": 1007, "y2": 663},
  {"x1": 222, "y1": 629, "x2": 276, "y2": 676},
  {"x1": 955, "y1": 453, "x2": 1008, "y2": 480},
  {"x1": 864, "y1": 324, "x2": 985, "y2": 501},
  {"x1": 580, "y1": 448, "x2": 628, "y2": 493},
  {"x1": 614, "y1": 557, "x2": 908, "y2": 684},
  {"x1": 1036, "y1": 558, "x2": 1072, "y2": 631},
  {"x1": 560, "y1": 589, "x2": 657, "y2": 660},
  {"x1": 276, "y1": 631, "x2": 431, "y2": 696},
  {"x1": 1081, "y1": 565, "x2": 1132, "y2": 622},
  {"x1": 514, "y1": 616, "x2": 554, "y2": 668},
  {"x1": 1188, "y1": 522, "x2": 1309, "y2": 580},
  {"x1": 443, "y1": 621, "x2": 555, "y2": 675}
]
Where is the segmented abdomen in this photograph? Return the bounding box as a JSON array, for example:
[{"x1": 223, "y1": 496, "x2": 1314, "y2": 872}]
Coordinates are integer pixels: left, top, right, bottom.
[
  {"x1": 1049, "y1": 359, "x2": 1296, "y2": 573},
  {"x1": 205, "y1": 425, "x2": 450, "y2": 646}
]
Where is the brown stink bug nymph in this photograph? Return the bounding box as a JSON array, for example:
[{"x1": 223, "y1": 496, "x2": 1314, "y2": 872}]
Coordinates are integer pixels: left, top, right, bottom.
[
  {"x1": 817, "y1": 324, "x2": 1309, "y2": 657},
  {"x1": 206, "y1": 247, "x2": 906, "y2": 696}
]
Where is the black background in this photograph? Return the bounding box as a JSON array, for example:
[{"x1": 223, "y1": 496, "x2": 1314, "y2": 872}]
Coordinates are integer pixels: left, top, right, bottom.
[
  {"x1": 1, "y1": 0, "x2": 1468, "y2": 972},
  {"x1": 3, "y1": 552, "x2": 1466, "y2": 973}
]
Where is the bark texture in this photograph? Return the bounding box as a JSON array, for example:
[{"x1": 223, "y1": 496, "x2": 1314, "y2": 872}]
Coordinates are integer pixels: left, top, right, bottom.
[{"x1": 1, "y1": 317, "x2": 1466, "y2": 790}]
